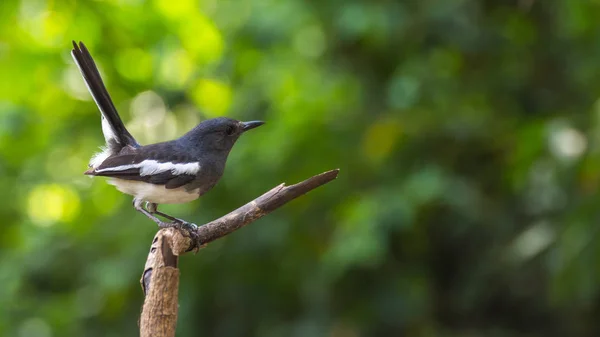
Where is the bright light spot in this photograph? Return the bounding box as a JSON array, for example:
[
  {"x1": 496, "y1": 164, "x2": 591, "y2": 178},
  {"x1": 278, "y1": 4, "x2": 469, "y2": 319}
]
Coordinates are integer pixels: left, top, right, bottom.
[
  {"x1": 189, "y1": 79, "x2": 232, "y2": 117},
  {"x1": 153, "y1": 0, "x2": 197, "y2": 19},
  {"x1": 179, "y1": 15, "x2": 224, "y2": 65},
  {"x1": 19, "y1": 0, "x2": 45, "y2": 19},
  {"x1": 524, "y1": 160, "x2": 566, "y2": 215},
  {"x1": 19, "y1": 3, "x2": 67, "y2": 48},
  {"x1": 27, "y1": 184, "x2": 80, "y2": 227},
  {"x1": 18, "y1": 318, "x2": 52, "y2": 337},
  {"x1": 549, "y1": 125, "x2": 587, "y2": 161},
  {"x1": 174, "y1": 104, "x2": 201, "y2": 131},
  {"x1": 63, "y1": 66, "x2": 91, "y2": 101},
  {"x1": 130, "y1": 91, "x2": 166, "y2": 127},
  {"x1": 40, "y1": 12, "x2": 67, "y2": 45},
  {"x1": 158, "y1": 49, "x2": 194, "y2": 89},
  {"x1": 162, "y1": 112, "x2": 179, "y2": 140},
  {"x1": 294, "y1": 25, "x2": 326, "y2": 59},
  {"x1": 128, "y1": 91, "x2": 178, "y2": 143},
  {"x1": 509, "y1": 221, "x2": 555, "y2": 262}
]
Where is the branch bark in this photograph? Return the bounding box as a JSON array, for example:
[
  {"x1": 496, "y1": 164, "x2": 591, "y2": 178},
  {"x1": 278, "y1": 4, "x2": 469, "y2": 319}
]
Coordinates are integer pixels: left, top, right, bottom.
[
  {"x1": 140, "y1": 229, "x2": 179, "y2": 337},
  {"x1": 139, "y1": 169, "x2": 339, "y2": 337}
]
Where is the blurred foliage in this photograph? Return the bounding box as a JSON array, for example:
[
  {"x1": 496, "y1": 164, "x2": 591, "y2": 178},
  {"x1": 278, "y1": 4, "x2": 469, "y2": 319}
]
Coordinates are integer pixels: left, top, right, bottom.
[{"x1": 2, "y1": 0, "x2": 600, "y2": 336}]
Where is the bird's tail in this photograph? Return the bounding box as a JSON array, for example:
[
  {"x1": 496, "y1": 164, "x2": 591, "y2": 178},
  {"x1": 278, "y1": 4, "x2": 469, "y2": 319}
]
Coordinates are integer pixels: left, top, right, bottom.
[{"x1": 71, "y1": 41, "x2": 139, "y2": 152}]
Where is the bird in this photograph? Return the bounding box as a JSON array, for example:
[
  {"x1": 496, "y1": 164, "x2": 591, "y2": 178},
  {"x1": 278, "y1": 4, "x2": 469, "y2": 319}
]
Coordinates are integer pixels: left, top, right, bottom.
[{"x1": 71, "y1": 41, "x2": 264, "y2": 229}]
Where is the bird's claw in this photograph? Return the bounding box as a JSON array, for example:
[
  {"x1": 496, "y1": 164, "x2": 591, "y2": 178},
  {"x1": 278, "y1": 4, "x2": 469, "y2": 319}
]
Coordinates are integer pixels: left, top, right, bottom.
[
  {"x1": 174, "y1": 221, "x2": 200, "y2": 250},
  {"x1": 155, "y1": 219, "x2": 200, "y2": 251},
  {"x1": 175, "y1": 221, "x2": 198, "y2": 232},
  {"x1": 157, "y1": 220, "x2": 197, "y2": 231}
]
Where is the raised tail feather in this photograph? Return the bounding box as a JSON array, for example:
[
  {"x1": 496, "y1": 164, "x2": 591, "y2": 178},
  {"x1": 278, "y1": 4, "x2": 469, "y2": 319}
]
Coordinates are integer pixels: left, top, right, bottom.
[{"x1": 71, "y1": 41, "x2": 139, "y2": 152}]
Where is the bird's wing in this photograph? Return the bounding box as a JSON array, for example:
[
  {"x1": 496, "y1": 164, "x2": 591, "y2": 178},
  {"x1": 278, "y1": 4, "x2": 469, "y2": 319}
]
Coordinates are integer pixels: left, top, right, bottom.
[{"x1": 86, "y1": 151, "x2": 199, "y2": 189}]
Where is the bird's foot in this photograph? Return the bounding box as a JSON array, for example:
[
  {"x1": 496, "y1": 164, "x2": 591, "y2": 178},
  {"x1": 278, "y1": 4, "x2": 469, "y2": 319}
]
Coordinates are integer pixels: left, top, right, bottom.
[
  {"x1": 158, "y1": 219, "x2": 198, "y2": 242},
  {"x1": 174, "y1": 221, "x2": 200, "y2": 251},
  {"x1": 156, "y1": 220, "x2": 197, "y2": 231},
  {"x1": 174, "y1": 220, "x2": 198, "y2": 232}
]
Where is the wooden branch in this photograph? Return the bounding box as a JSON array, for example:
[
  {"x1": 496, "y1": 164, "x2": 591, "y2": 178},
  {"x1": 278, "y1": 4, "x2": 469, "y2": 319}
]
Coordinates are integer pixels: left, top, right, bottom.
[{"x1": 139, "y1": 169, "x2": 339, "y2": 336}]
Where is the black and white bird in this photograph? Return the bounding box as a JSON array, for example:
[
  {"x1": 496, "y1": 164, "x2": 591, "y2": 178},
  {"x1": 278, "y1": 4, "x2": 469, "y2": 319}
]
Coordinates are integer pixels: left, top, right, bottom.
[{"x1": 71, "y1": 41, "x2": 264, "y2": 228}]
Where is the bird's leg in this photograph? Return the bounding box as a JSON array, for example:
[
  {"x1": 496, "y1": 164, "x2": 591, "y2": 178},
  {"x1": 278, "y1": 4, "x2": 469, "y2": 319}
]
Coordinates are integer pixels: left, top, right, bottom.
[
  {"x1": 132, "y1": 199, "x2": 174, "y2": 229},
  {"x1": 146, "y1": 202, "x2": 198, "y2": 232}
]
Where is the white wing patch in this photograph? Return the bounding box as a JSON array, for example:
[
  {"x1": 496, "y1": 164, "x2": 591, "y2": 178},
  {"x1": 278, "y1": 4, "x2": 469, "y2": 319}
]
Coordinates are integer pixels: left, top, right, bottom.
[
  {"x1": 95, "y1": 160, "x2": 200, "y2": 176},
  {"x1": 137, "y1": 161, "x2": 200, "y2": 176}
]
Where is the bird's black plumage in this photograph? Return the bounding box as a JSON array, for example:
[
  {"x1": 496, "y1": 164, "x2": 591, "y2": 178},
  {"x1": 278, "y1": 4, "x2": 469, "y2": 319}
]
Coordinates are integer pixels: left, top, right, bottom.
[{"x1": 71, "y1": 41, "x2": 264, "y2": 228}]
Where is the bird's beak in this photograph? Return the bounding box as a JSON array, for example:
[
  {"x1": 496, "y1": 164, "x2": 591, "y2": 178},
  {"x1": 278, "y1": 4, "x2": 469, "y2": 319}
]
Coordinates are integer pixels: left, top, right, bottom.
[{"x1": 241, "y1": 120, "x2": 265, "y2": 132}]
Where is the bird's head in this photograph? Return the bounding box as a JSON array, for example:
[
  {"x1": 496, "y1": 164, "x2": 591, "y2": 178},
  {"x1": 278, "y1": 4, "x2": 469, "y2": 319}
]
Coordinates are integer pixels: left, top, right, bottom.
[{"x1": 183, "y1": 117, "x2": 264, "y2": 153}]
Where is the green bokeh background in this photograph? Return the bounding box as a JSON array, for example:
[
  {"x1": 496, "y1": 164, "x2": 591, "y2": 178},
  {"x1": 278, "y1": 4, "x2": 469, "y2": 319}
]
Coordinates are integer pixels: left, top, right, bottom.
[{"x1": 2, "y1": 0, "x2": 600, "y2": 336}]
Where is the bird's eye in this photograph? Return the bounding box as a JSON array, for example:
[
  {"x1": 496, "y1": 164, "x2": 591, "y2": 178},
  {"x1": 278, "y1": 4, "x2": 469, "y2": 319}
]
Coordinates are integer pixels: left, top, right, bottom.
[{"x1": 225, "y1": 126, "x2": 236, "y2": 136}]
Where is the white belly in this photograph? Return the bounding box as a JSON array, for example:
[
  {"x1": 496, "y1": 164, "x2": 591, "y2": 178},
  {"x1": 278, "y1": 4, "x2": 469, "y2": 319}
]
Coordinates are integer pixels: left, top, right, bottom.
[{"x1": 108, "y1": 179, "x2": 200, "y2": 204}]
